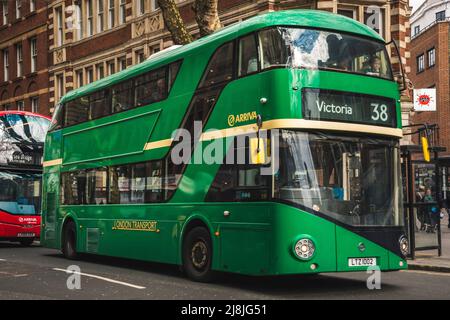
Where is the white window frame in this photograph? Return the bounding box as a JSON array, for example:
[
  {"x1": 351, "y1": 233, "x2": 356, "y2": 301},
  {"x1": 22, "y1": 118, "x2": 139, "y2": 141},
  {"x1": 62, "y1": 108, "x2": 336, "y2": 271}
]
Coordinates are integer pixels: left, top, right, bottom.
[
  {"x1": 87, "y1": 0, "x2": 94, "y2": 36},
  {"x1": 96, "y1": 63, "x2": 104, "y2": 79},
  {"x1": 118, "y1": 56, "x2": 126, "y2": 71},
  {"x1": 2, "y1": 1, "x2": 8, "y2": 25},
  {"x1": 31, "y1": 96, "x2": 39, "y2": 113},
  {"x1": 30, "y1": 0, "x2": 36, "y2": 12},
  {"x1": 30, "y1": 38, "x2": 37, "y2": 73},
  {"x1": 16, "y1": 100, "x2": 24, "y2": 111},
  {"x1": 2, "y1": 49, "x2": 8, "y2": 81},
  {"x1": 15, "y1": 0, "x2": 21, "y2": 19},
  {"x1": 16, "y1": 43, "x2": 23, "y2": 77},
  {"x1": 138, "y1": 0, "x2": 145, "y2": 15},
  {"x1": 97, "y1": 0, "x2": 104, "y2": 33},
  {"x1": 55, "y1": 7, "x2": 63, "y2": 46},
  {"x1": 55, "y1": 73, "x2": 64, "y2": 102},
  {"x1": 75, "y1": 70, "x2": 83, "y2": 88},
  {"x1": 428, "y1": 48, "x2": 436, "y2": 67},
  {"x1": 119, "y1": 0, "x2": 126, "y2": 24},
  {"x1": 417, "y1": 54, "x2": 425, "y2": 73},
  {"x1": 107, "y1": 60, "x2": 115, "y2": 75},
  {"x1": 108, "y1": 0, "x2": 115, "y2": 29},
  {"x1": 151, "y1": 0, "x2": 159, "y2": 11},
  {"x1": 86, "y1": 67, "x2": 94, "y2": 83}
]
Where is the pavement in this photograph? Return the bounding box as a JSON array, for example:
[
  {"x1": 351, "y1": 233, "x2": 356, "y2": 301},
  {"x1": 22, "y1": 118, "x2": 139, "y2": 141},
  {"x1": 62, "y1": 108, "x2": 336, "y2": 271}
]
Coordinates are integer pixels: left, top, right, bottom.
[
  {"x1": 408, "y1": 214, "x2": 450, "y2": 273},
  {"x1": 0, "y1": 243, "x2": 450, "y2": 299}
]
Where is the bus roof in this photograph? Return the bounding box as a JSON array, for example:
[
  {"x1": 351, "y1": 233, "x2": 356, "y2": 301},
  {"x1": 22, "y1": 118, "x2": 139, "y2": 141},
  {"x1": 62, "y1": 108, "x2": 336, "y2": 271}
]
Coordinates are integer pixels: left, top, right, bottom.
[
  {"x1": 61, "y1": 9, "x2": 384, "y2": 104},
  {"x1": 0, "y1": 110, "x2": 51, "y2": 121}
]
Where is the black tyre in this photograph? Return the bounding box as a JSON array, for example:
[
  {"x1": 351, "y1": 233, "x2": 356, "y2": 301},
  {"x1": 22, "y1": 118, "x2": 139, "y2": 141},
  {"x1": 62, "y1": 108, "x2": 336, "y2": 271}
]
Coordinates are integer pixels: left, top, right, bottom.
[
  {"x1": 182, "y1": 226, "x2": 214, "y2": 282},
  {"x1": 19, "y1": 238, "x2": 34, "y2": 246},
  {"x1": 62, "y1": 220, "x2": 78, "y2": 260}
]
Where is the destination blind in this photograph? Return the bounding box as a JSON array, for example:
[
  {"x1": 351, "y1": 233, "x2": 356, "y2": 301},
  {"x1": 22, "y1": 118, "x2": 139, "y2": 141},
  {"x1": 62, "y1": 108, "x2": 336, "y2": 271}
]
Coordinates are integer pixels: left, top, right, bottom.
[{"x1": 302, "y1": 88, "x2": 397, "y2": 128}]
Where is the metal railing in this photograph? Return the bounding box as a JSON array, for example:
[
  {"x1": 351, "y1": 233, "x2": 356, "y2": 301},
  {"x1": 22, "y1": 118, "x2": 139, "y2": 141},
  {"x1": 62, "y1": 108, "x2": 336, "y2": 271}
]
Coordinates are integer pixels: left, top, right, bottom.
[{"x1": 412, "y1": 17, "x2": 450, "y2": 40}]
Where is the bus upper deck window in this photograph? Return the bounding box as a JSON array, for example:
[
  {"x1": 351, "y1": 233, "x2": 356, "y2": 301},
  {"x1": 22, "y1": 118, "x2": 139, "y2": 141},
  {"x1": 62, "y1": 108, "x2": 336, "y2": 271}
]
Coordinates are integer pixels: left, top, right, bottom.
[
  {"x1": 259, "y1": 27, "x2": 393, "y2": 81},
  {"x1": 238, "y1": 34, "x2": 258, "y2": 76}
]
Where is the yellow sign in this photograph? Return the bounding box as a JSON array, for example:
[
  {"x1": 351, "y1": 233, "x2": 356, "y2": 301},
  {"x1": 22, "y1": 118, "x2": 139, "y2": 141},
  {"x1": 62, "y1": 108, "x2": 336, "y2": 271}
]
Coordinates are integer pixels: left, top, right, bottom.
[
  {"x1": 250, "y1": 137, "x2": 266, "y2": 165},
  {"x1": 421, "y1": 137, "x2": 431, "y2": 162},
  {"x1": 112, "y1": 220, "x2": 158, "y2": 232},
  {"x1": 228, "y1": 111, "x2": 257, "y2": 127}
]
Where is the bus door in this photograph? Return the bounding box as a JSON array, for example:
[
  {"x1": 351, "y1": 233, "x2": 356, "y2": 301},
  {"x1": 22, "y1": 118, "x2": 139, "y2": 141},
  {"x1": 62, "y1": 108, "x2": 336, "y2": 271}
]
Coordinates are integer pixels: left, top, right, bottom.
[{"x1": 42, "y1": 172, "x2": 59, "y2": 248}]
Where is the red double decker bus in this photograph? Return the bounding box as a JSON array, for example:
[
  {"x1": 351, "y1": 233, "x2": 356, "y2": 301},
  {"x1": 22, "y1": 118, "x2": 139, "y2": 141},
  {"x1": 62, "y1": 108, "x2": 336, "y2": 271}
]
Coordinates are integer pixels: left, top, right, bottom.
[{"x1": 0, "y1": 111, "x2": 50, "y2": 246}]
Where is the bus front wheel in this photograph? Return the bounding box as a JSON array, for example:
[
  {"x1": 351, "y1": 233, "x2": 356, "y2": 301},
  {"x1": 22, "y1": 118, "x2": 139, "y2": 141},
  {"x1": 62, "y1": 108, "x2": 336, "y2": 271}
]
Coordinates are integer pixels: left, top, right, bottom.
[
  {"x1": 62, "y1": 221, "x2": 78, "y2": 260},
  {"x1": 182, "y1": 226, "x2": 214, "y2": 282}
]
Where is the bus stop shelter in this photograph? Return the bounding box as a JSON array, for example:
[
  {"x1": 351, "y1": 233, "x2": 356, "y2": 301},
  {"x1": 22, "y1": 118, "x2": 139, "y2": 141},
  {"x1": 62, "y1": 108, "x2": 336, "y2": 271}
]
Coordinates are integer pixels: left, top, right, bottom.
[{"x1": 401, "y1": 128, "x2": 446, "y2": 259}]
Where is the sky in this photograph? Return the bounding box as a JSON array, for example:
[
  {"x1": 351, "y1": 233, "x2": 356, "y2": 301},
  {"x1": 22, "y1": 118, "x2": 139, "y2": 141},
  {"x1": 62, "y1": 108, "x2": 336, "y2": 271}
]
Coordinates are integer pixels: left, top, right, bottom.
[{"x1": 410, "y1": 0, "x2": 426, "y2": 12}]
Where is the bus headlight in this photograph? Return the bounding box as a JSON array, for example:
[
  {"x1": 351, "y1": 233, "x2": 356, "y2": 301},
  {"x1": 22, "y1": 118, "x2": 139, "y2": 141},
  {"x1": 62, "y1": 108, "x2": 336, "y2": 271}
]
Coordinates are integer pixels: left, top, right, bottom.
[
  {"x1": 399, "y1": 236, "x2": 409, "y2": 256},
  {"x1": 294, "y1": 238, "x2": 315, "y2": 260}
]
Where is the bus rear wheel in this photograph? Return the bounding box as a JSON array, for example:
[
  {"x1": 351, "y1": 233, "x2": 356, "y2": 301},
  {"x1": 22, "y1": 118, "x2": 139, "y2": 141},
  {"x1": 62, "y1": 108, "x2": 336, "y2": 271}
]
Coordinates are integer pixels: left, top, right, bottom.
[
  {"x1": 62, "y1": 221, "x2": 78, "y2": 260},
  {"x1": 182, "y1": 226, "x2": 214, "y2": 282}
]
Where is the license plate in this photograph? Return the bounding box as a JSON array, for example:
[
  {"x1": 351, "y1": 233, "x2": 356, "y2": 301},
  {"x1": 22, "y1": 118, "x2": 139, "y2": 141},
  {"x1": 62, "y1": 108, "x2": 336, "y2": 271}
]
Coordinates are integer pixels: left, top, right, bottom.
[
  {"x1": 17, "y1": 233, "x2": 35, "y2": 238},
  {"x1": 348, "y1": 257, "x2": 377, "y2": 267}
]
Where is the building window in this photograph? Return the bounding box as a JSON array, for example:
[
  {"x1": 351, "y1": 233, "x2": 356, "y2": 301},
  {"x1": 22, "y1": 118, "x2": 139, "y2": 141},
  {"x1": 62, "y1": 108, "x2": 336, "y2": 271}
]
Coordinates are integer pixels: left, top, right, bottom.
[
  {"x1": 149, "y1": 45, "x2": 160, "y2": 56},
  {"x1": 2, "y1": 49, "x2": 8, "y2": 82},
  {"x1": 427, "y1": 48, "x2": 436, "y2": 67},
  {"x1": 75, "y1": 3, "x2": 83, "y2": 40},
  {"x1": 152, "y1": 0, "x2": 159, "y2": 11},
  {"x1": 15, "y1": 0, "x2": 21, "y2": 19},
  {"x1": 138, "y1": 0, "x2": 145, "y2": 15},
  {"x1": 135, "y1": 50, "x2": 145, "y2": 64},
  {"x1": 55, "y1": 7, "x2": 63, "y2": 46},
  {"x1": 3, "y1": 104, "x2": 10, "y2": 111},
  {"x1": 119, "y1": 0, "x2": 126, "y2": 24},
  {"x1": 2, "y1": 1, "x2": 8, "y2": 25},
  {"x1": 87, "y1": 0, "x2": 93, "y2": 36},
  {"x1": 76, "y1": 70, "x2": 84, "y2": 88},
  {"x1": 31, "y1": 96, "x2": 39, "y2": 113},
  {"x1": 436, "y1": 10, "x2": 446, "y2": 22},
  {"x1": 414, "y1": 25, "x2": 420, "y2": 36},
  {"x1": 86, "y1": 67, "x2": 94, "y2": 83},
  {"x1": 30, "y1": 38, "x2": 37, "y2": 73},
  {"x1": 96, "y1": 63, "x2": 104, "y2": 79},
  {"x1": 417, "y1": 54, "x2": 425, "y2": 73},
  {"x1": 16, "y1": 43, "x2": 23, "y2": 77},
  {"x1": 30, "y1": 0, "x2": 36, "y2": 12},
  {"x1": 97, "y1": 0, "x2": 104, "y2": 32},
  {"x1": 108, "y1": 0, "x2": 115, "y2": 29},
  {"x1": 56, "y1": 74, "x2": 64, "y2": 102},
  {"x1": 118, "y1": 56, "x2": 126, "y2": 71},
  {"x1": 16, "y1": 100, "x2": 24, "y2": 111},
  {"x1": 107, "y1": 60, "x2": 115, "y2": 75},
  {"x1": 337, "y1": 9, "x2": 356, "y2": 19}
]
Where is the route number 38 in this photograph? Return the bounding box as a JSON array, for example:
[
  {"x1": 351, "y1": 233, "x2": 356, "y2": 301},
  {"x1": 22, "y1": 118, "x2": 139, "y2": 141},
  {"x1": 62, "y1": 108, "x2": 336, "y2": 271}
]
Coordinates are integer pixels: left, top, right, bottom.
[{"x1": 371, "y1": 103, "x2": 389, "y2": 122}]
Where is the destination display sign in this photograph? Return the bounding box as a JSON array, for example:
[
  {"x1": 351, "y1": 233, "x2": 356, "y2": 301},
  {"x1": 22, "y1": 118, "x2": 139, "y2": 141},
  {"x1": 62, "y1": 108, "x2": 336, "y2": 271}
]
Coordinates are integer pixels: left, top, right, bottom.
[{"x1": 302, "y1": 89, "x2": 397, "y2": 128}]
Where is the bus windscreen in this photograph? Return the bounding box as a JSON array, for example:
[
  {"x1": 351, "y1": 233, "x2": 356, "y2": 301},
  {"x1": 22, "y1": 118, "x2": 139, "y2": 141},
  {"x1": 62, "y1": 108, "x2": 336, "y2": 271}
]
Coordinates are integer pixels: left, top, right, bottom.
[{"x1": 259, "y1": 27, "x2": 393, "y2": 80}]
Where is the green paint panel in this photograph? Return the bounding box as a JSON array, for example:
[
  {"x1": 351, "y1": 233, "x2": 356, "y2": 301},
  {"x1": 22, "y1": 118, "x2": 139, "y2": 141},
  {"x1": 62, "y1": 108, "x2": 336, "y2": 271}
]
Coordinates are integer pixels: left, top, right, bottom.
[{"x1": 62, "y1": 110, "x2": 160, "y2": 165}]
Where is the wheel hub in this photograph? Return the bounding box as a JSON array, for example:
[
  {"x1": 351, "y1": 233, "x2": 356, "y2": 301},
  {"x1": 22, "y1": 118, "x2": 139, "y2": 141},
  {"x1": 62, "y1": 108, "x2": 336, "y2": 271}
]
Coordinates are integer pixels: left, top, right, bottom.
[{"x1": 191, "y1": 241, "x2": 207, "y2": 269}]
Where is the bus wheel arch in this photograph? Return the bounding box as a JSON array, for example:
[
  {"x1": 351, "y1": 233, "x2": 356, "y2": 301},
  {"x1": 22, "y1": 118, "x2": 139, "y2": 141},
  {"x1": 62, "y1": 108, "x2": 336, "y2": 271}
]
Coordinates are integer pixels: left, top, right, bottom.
[
  {"x1": 180, "y1": 218, "x2": 215, "y2": 282},
  {"x1": 61, "y1": 216, "x2": 79, "y2": 260}
]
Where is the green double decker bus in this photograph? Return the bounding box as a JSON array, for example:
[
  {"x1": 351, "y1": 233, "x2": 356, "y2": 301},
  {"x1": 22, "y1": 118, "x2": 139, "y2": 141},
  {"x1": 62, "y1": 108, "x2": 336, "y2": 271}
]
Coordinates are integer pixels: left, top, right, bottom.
[{"x1": 41, "y1": 10, "x2": 408, "y2": 282}]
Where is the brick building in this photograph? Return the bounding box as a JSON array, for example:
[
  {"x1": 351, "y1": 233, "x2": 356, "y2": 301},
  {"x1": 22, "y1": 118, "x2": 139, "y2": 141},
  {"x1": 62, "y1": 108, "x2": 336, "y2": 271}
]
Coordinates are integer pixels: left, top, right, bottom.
[
  {"x1": 1, "y1": 0, "x2": 413, "y2": 124},
  {"x1": 410, "y1": 4, "x2": 450, "y2": 157},
  {"x1": 0, "y1": 0, "x2": 50, "y2": 116}
]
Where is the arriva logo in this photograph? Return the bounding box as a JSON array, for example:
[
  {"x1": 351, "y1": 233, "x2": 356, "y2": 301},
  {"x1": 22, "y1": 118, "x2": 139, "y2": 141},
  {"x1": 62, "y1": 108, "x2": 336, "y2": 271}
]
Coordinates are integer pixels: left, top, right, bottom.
[{"x1": 228, "y1": 111, "x2": 258, "y2": 127}]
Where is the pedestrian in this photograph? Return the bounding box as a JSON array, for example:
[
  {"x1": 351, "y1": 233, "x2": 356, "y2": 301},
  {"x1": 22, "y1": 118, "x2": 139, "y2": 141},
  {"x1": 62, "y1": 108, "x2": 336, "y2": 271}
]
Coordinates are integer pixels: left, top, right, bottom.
[
  {"x1": 415, "y1": 185, "x2": 426, "y2": 231},
  {"x1": 424, "y1": 189, "x2": 438, "y2": 233}
]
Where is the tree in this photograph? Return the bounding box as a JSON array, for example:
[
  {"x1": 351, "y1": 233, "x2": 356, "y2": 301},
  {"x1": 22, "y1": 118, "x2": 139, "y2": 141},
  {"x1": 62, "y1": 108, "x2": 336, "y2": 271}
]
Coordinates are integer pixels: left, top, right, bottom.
[{"x1": 157, "y1": 0, "x2": 221, "y2": 45}]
